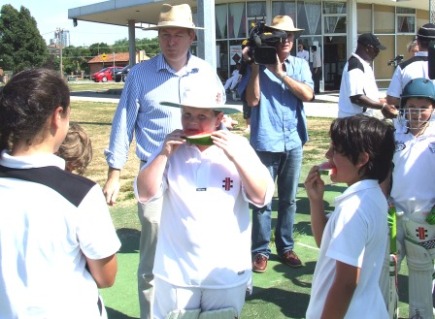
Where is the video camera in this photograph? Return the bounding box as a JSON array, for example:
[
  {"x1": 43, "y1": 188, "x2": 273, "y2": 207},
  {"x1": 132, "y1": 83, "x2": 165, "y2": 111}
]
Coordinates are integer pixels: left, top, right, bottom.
[{"x1": 245, "y1": 20, "x2": 288, "y2": 65}]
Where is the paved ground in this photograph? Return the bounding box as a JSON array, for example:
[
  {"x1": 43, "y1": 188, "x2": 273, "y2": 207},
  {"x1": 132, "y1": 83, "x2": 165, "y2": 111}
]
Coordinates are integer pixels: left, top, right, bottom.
[{"x1": 71, "y1": 88, "x2": 342, "y2": 118}]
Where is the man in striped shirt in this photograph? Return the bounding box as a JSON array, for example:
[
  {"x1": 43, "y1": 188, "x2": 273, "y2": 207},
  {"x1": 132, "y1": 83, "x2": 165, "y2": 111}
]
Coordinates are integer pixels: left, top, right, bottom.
[{"x1": 102, "y1": 4, "x2": 224, "y2": 319}]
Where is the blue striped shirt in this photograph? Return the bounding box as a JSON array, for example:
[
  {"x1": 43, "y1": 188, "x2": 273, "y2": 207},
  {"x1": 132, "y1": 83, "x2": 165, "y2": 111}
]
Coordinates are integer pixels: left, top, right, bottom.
[{"x1": 105, "y1": 53, "x2": 224, "y2": 169}]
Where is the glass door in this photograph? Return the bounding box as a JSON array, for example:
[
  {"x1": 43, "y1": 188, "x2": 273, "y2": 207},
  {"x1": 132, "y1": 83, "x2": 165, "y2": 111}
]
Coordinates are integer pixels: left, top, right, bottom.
[{"x1": 323, "y1": 36, "x2": 347, "y2": 91}]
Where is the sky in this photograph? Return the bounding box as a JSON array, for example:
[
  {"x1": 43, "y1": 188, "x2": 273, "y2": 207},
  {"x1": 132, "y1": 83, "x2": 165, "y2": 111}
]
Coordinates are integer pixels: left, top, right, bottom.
[{"x1": 4, "y1": 0, "x2": 144, "y2": 47}]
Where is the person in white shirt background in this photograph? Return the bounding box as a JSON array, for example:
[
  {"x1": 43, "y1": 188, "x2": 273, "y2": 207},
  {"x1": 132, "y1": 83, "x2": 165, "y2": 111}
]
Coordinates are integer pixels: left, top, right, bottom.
[
  {"x1": 311, "y1": 45, "x2": 322, "y2": 94},
  {"x1": 224, "y1": 62, "x2": 242, "y2": 92},
  {"x1": 296, "y1": 43, "x2": 309, "y2": 63}
]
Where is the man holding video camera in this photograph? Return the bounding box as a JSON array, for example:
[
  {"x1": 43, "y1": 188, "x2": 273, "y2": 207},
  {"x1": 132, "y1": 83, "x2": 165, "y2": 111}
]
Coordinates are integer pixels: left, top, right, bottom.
[{"x1": 238, "y1": 15, "x2": 314, "y2": 273}]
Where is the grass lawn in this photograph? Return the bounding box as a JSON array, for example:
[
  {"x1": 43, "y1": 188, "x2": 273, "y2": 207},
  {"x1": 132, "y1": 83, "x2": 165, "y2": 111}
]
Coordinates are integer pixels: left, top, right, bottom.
[{"x1": 68, "y1": 89, "x2": 411, "y2": 319}]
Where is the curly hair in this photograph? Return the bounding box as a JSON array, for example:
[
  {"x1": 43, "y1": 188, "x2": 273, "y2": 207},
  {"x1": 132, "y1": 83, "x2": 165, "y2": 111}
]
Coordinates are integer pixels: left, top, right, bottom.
[
  {"x1": 0, "y1": 68, "x2": 70, "y2": 153},
  {"x1": 57, "y1": 123, "x2": 93, "y2": 175}
]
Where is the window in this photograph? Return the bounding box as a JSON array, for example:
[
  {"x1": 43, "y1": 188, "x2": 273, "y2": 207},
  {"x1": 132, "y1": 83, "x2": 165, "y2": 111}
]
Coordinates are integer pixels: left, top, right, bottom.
[
  {"x1": 272, "y1": 1, "x2": 296, "y2": 20},
  {"x1": 229, "y1": 3, "x2": 247, "y2": 39},
  {"x1": 216, "y1": 4, "x2": 227, "y2": 39},
  {"x1": 374, "y1": 5, "x2": 394, "y2": 34},
  {"x1": 357, "y1": 4, "x2": 372, "y2": 34},
  {"x1": 323, "y1": 2, "x2": 347, "y2": 35},
  {"x1": 396, "y1": 7, "x2": 416, "y2": 34},
  {"x1": 247, "y1": 2, "x2": 266, "y2": 35},
  {"x1": 297, "y1": 1, "x2": 321, "y2": 35}
]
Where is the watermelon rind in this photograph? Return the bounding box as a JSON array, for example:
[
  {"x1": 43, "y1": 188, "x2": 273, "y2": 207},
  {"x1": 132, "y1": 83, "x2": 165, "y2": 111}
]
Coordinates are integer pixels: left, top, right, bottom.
[
  {"x1": 319, "y1": 169, "x2": 331, "y2": 176},
  {"x1": 184, "y1": 133, "x2": 213, "y2": 146}
]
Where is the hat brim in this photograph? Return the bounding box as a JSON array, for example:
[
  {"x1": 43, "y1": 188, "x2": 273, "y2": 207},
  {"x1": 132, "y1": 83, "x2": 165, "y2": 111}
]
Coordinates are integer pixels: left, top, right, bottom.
[
  {"x1": 161, "y1": 101, "x2": 242, "y2": 114},
  {"x1": 377, "y1": 44, "x2": 387, "y2": 50},
  {"x1": 266, "y1": 25, "x2": 304, "y2": 33},
  {"x1": 417, "y1": 35, "x2": 435, "y2": 40},
  {"x1": 142, "y1": 24, "x2": 204, "y2": 31}
]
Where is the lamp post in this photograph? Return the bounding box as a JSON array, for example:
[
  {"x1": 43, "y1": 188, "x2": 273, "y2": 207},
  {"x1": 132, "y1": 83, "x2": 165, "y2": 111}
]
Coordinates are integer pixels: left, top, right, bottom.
[{"x1": 56, "y1": 28, "x2": 65, "y2": 78}]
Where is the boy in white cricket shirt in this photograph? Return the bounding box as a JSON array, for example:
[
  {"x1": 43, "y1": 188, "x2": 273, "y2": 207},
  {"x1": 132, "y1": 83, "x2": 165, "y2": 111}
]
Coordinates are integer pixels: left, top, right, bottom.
[
  {"x1": 134, "y1": 85, "x2": 274, "y2": 319},
  {"x1": 304, "y1": 114, "x2": 395, "y2": 318},
  {"x1": 390, "y1": 78, "x2": 435, "y2": 319}
]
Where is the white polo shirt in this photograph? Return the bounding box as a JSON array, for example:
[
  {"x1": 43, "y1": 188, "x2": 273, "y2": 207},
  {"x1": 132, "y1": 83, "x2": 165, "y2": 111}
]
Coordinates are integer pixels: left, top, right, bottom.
[
  {"x1": 297, "y1": 49, "x2": 309, "y2": 62},
  {"x1": 135, "y1": 139, "x2": 274, "y2": 289},
  {"x1": 306, "y1": 180, "x2": 389, "y2": 319},
  {"x1": 391, "y1": 121, "x2": 435, "y2": 216},
  {"x1": 338, "y1": 53, "x2": 382, "y2": 118},
  {"x1": 387, "y1": 51, "x2": 431, "y2": 99},
  {"x1": 0, "y1": 151, "x2": 121, "y2": 319}
]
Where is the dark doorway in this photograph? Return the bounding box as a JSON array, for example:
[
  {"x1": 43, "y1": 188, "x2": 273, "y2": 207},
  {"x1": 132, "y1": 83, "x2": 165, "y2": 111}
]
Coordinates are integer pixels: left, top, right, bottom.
[{"x1": 323, "y1": 36, "x2": 347, "y2": 91}]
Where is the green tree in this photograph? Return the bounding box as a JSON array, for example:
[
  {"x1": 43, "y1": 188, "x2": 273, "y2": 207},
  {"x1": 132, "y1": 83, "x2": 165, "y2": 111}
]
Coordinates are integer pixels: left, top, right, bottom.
[
  {"x1": 112, "y1": 39, "x2": 129, "y2": 53},
  {"x1": 62, "y1": 45, "x2": 91, "y2": 75},
  {"x1": 88, "y1": 42, "x2": 110, "y2": 57},
  {"x1": 136, "y1": 37, "x2": 160, "y2": 57},
  {"x1": 0, "y1": 4, "x2": 49, "y2": 72},
  {"x1": 111, "y1": 37, "x2": 160, "y2": 59}
]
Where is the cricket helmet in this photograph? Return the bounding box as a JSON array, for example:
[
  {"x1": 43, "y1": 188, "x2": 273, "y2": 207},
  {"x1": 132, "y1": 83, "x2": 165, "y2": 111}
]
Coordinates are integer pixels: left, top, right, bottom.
[
  {"x1": 401, "y1": 78, "x2": 435, "y2": 104},
  {"x1": 399, "y1": 78, "x2": 435, "y2": 130}
]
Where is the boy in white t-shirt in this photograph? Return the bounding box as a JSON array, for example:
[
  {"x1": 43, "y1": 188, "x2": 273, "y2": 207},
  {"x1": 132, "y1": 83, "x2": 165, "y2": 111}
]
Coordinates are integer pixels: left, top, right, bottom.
[
  {"x1": 134, "y1": 86, "x2": 275, "y2": 319},
  {"x1": 304, "y1": 114, "x2": 395, "y2": 318},
  {"x1": 390, "y1": 78, "x2": 435, "y2": 318}
]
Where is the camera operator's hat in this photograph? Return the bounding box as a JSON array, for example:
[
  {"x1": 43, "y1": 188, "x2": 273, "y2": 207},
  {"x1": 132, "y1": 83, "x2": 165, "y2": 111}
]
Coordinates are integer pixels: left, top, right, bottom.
[
  {"x1": 357, "y1": 33, "x2": 386, "y2": 50},
  {"x1": 142, "y1": 4, "x2": 203, "y2": 30},
  {"x1": 161, "y1": 85, "x2": 241, "y2": 114},
  {"x1": 267, "y1": 15, "x2": 303, "y2": 33},
  {"x1": 417, "y1": 23, "x2": 435, "y2": 40}
]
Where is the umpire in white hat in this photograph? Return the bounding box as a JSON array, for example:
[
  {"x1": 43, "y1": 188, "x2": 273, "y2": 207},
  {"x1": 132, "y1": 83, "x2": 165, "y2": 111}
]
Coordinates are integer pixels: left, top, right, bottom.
[{"x1": 387, "y1": 23, "x2": 435, "y2": 107}]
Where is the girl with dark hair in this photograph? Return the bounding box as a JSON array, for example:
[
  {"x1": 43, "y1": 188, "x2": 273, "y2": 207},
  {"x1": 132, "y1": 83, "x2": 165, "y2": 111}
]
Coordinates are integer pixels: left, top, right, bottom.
[{"x1": 0, "y1": 68, "x2": 121, "y2": 319}]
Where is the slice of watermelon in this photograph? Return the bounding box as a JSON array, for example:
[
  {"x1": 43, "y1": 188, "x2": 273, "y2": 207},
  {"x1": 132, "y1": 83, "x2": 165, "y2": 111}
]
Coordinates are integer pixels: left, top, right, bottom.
[
  {"x1": 318, "y1": 162, "x2": 335, "y2": 176},
  {"x1": 184, "y1": 133, "x2": 213, "y2": 146}
]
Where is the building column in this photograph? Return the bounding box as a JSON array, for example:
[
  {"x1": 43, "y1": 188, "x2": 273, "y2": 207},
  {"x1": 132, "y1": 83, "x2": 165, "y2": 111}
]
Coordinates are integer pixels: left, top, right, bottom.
[
  {"x1": 347, "y1": 0, "x2": 357, "y2": 57},
  {"x1": 197, "y1": 0, "x2": 216, "y2": 69},
  {"x1": 128, "y1": 19, "x2": 136, "y2": 65}
]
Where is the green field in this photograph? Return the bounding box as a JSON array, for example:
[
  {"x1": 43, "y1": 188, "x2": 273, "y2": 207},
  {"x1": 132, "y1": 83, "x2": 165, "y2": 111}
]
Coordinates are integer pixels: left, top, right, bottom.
[{"x1": 67, "y1": 85, "x2": 411, "y2": 319}]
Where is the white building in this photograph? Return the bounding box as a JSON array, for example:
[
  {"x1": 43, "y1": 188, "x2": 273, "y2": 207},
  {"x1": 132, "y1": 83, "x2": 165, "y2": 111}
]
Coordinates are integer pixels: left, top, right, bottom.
[{"x1": 69, "y1": 0, "x2": 431, "y2": 90}]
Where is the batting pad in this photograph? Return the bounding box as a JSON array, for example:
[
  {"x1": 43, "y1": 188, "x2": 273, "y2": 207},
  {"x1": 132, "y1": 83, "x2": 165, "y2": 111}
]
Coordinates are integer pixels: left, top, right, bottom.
[
  {"x1": 164, "y1": 309, "x2": 201, "y2": 319},
  {"x1": 405, "y1": 238, "x2": 434, "y2": 319},
  {"x1": 198, "y1": 308, "x2": 238, "y2": 319}
]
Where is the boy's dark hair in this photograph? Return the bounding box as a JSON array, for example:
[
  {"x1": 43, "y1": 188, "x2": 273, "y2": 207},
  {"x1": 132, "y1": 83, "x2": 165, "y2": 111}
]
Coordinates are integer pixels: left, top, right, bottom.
[{"x1": 329, "y1": 114, "x2": 395, "y2": 183}]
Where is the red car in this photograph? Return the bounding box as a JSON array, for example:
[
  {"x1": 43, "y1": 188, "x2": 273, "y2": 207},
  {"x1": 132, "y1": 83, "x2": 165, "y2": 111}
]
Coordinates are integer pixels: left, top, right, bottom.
[{"x1": 92, "y1": 66, "x2": 124, "y2": 82}]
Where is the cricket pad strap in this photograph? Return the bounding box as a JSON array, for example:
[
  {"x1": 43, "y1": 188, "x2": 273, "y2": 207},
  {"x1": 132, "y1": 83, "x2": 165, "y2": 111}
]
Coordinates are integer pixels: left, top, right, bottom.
[{"x1": 404, "y1": 238, "x2": 434, "y2": 319}]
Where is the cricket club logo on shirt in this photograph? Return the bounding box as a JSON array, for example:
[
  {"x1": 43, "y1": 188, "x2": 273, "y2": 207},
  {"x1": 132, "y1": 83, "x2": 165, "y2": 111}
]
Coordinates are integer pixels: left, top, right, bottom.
[
  {"x1": 222, "y1": 177, "x2": 233, "y2": 191},
  {"x1": 416, "y1": 226, "x2": 428, "y2": 240}
]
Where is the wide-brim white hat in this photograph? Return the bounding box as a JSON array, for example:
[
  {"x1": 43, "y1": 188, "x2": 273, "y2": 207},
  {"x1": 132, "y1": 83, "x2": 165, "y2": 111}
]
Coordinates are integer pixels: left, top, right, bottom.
[
  {"x1": 142, "y1": 4, "x2": 204, "y2": 31},
  {"x1": 267, "y1": 15, "x2": 303, "y2": 33},
  {"x1": 161, "y1": 86, "x2": 241, "y2": 114}
]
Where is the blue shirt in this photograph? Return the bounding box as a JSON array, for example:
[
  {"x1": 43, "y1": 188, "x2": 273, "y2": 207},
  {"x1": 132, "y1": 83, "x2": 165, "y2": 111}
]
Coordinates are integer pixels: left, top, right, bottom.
[
  {"x1": 238, "y1": 56, "x2": 313, "y2": 152},
  {"x1": 105, "y1": 53, "x2": 224, "y2": 168}
]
